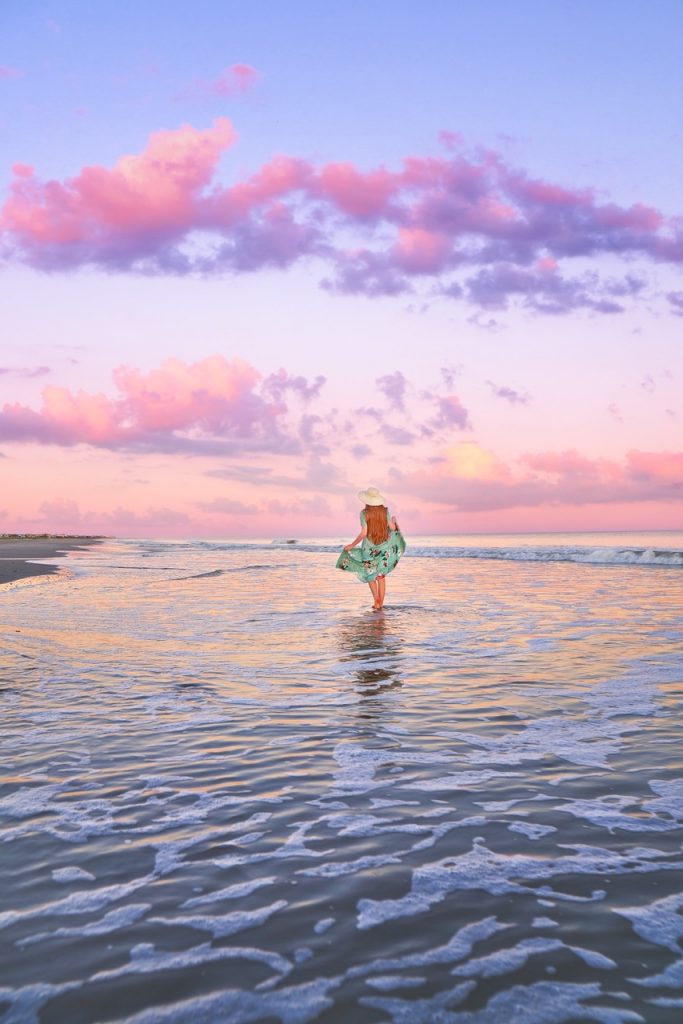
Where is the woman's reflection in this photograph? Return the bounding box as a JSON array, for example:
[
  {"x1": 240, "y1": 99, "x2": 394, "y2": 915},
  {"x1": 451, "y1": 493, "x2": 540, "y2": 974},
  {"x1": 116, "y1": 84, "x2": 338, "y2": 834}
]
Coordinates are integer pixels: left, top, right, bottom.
[{"x1": 337, "y1": 611, "x2": 404, "y2": 708}]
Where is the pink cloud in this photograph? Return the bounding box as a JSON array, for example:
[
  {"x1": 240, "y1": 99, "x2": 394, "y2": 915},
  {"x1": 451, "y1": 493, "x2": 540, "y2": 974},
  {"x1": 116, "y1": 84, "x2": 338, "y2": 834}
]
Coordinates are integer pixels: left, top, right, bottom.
[
  {"x1": 626, "y1": 449, "x2": 683, "y2": 483},
  {"x1": 262, "y1": 368, "x2": 325, "y2": 402},
  {"x1": 356, "y1": 375, "x2": 472, "y2": 448},
  {"x1": 486, "y1": 380, "x2": 529, "y2": 405},
  {"x1": 1, "y1": 118, "x2": 236, "y2": 254},
  {"x1": 393, "y1": 228, "x2": 451, "y2": 273},
  {"x1": 196, "y1": 497, "x2": 257, "y2": 515},
  {"x1": 215, "y1": 156, "x2": 311, "y2": 220},
  {"x1": 36, "y1": 498, "x2": 191, "y2": 533},
  {"x1": 0, "y1": 66, "x2": 23, "y2": 80},
  {"x1": 392, "y1": 443, "x2": 683, "y2": 512},
  {"x1": 1, "y1": 122, "x2": 682, "y2": 314},
  {"x1": 431, "y1": 394, "x2": 471, "y2": 430},
  {"x1": 463, "y1": 263, "x2": 631, "y2": 315},
  {"x1": 312, "y1": 163, "x2": 397, "y2": 219},
  {"x1": 179, "y1": 64, "x2": 261, "y2": 101},
  {"x1": 210, "y1": 63, "x2": 260, "y2": 96},
  {"x1": 0, "y1": 354, "x2": 311, "y2": 454}
]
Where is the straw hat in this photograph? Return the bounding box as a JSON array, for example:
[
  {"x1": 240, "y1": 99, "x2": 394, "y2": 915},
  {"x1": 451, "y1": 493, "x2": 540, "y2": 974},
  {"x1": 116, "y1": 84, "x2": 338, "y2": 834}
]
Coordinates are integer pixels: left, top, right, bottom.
[{"x1": 358, "y1": 486, "x2": 387, "y2": 506}]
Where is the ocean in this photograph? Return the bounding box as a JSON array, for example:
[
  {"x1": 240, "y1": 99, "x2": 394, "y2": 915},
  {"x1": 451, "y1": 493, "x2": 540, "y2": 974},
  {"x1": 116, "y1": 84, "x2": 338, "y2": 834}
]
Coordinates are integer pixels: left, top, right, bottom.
[{"x1": 1, "y1": 531, "x2": 683, "y2": 1023}]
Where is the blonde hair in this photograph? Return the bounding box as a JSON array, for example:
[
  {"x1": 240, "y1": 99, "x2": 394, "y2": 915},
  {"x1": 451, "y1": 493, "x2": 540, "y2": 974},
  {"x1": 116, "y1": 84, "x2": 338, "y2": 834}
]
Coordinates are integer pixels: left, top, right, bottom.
[{"x1": 365, "y1": 504, "x2": 389, "y2": 544}]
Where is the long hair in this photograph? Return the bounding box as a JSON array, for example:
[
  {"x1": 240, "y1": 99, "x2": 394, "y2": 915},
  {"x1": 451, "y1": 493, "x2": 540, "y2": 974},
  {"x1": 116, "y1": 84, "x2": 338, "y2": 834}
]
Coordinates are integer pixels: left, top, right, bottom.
[{"x1": 365, "y1": 504, "x2": 389, "y2": 544}]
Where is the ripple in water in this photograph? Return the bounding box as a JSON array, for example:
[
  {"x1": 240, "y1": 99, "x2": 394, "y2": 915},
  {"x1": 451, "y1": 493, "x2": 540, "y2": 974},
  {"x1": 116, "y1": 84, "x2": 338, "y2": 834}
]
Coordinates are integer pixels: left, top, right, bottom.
[{"x1": 1, "y1": 537, "x2": 682, "y2": 1023}]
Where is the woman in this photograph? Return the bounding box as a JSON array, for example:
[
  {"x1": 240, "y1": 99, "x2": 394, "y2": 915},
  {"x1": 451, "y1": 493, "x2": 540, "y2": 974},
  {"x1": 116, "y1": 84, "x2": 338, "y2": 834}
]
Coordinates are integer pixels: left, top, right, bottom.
[{"x1": 336, "y1": 486, "x2": 406, "y2": 610}]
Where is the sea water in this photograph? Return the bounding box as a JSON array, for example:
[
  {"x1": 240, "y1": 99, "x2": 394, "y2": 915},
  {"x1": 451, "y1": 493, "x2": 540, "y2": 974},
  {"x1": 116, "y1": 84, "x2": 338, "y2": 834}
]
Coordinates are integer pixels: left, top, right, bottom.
[{"x1": 1, "y1": 532, "x2": 683, "y2": 1023}]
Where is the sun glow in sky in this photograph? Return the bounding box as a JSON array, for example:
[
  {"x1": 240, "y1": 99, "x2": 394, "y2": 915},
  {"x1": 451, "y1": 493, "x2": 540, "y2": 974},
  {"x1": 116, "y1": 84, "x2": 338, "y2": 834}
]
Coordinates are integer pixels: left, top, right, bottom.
[{"x1": 1, "y1": 0, "x2": 682, "y2": 537}]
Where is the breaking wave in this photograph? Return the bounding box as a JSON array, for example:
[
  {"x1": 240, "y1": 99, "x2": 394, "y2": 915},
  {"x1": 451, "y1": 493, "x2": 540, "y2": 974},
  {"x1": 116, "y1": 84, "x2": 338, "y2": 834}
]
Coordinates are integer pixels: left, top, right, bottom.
[{"x1": 185, "y1": 539, "x2": 683, "y2": 567}]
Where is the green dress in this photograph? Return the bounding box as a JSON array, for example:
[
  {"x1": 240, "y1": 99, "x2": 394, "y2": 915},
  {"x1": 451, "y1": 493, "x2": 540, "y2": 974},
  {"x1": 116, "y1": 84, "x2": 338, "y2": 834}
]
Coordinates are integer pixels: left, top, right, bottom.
[{"x1": 336, "y1": 508, "x2": 406, "y2": 583}]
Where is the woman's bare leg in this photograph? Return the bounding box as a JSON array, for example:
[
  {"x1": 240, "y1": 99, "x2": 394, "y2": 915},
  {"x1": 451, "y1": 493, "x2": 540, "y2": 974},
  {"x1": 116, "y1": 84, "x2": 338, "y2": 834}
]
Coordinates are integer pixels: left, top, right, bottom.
[
  {"x1": 368, "y1": 579, "x2": 380, "y2": 609},
  {"x1": 377, "y1": 575, "x2": 386, "y2": 608}
]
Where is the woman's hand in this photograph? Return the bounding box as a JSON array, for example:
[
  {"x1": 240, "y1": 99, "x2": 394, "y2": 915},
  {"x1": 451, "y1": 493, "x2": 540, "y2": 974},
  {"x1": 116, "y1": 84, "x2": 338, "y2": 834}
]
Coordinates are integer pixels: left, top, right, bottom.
[{"x1": 343, "y1": 543, "x2": 353, "y2": 551}]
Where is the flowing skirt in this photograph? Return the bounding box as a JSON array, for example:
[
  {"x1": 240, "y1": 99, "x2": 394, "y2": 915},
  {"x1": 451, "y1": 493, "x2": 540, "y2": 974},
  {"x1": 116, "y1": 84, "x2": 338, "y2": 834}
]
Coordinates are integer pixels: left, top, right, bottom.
[{"x1": 335, "y1": 530, "x2": 406, "y2": 583}]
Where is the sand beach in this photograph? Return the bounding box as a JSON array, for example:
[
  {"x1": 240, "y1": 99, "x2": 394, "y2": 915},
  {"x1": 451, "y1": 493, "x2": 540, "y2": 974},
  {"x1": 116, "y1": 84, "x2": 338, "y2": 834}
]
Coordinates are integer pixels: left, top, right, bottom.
[{"x1": 0, "y1": 536, "x2": 105, "y2": 585}]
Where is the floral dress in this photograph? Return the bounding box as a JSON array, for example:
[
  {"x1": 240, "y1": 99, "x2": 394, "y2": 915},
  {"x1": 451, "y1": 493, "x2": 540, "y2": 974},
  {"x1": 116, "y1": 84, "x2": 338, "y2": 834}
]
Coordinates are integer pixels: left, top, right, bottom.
[{"x1": 335, "y1": 508, "x2": 406, "y2": 583}]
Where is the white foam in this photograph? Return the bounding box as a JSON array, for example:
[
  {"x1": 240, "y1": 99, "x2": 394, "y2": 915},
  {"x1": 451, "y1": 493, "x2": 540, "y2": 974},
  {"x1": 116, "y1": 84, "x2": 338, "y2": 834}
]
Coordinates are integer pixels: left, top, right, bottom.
[
  {"x1": 347, "y1": 917, "x2": 510, "y2": 978},
  {"x1": 444, "y1": 716, "x2": 628, "y2": 768},
  {"x1": 409, "y1": 816, "x2": 491, "y2": 852},
  {"x1": 324, "y1": 812, "x2": 402, "y2": 835},
  {"x1": 507, "y1": 822, "x2": 557, "y2": 840},
  {"x1": 51, "y1": 866, "x2": 96, "y2": 883},
  {"x1": 314, "y1": 917, "x2": 335, "y2": 934},
  {"x1": 630, "y1": 958, "x2": 683, "y2": 988},
  {"x1": 91, "y1": 939, "x2": 291, "y2": 983},
  {"x1": 532, "y1": 917, "x2": 558, "y2": 928},
  {"x1": 232, "y1": 831, "x2": 268, "y2": 845},
  {"x1": 298, "y1": 853, "x2": 402, "y2": 878},
  {"x1": 370, "y1": 798, "x2": 420, "y2": 808},
  {"x1": 644, "y1": 778, "x2": 683, "y2": 819},
  {"x1": 475, "y1": 798, "x2": 525, "y2": 811},
  {"x1": 106, "y1": 976, "x2": 342, "y2": 1024},
  {"x1": 0, "y1": 783, "x2": 118, "y2": 845},
  {"x1": 16, "y1": 903, "x2": 150, "y2": 947},
  {"x1": 180, "y1": 876, "x2": 278, "y2": 908},
  {"x1": 151, "y1": 824, "x2": 239, "y2": 875},
  {"x1": 0, "y1": 783, "x2": 66, "y2": 818},
  {"x1": 0, "y1": 876, "x2": 152, "y2": 931},
  {"x1": 569, "y1": 946, "x2": 617, "y2": 969},
  {"x1": 360, "y1": 979, "x2": 475, "y2": 1020},
  {"x1": 140, "y1": 790, "x2": 286, "y2": 829},
  {"x1": 614, "y1": 891, "x2": 683, "y2": 952},
  {"x1": 150, "y1": 898, "x2": 287, "y2": 938},
  {"x1": 0, "y1": 980, "x2": 82, "y2": 1024},
  {"x1": 356, "y1": 839, "x2": 683, "y2": 929},
  {"x1": 361, "y1": 979, "x2": 641, "y2": 1022},
  {"x1": 452, "y1": 937, "x2": 564, "y2": 978},
  {"x1": 331, "y1": 743, "x2": 452, "y2": 795},
  {"x1": 405, "y1": 770, "x2": 518, "y2": 791},
  {"x1": 366, "y1": 975, "x2": 426, "y2": 990},
  {"x1": 558, "y1": 795, "x2": 679, "y2": 833},
  {"x1": 581, "y1": 676, "x2": 661, "y2": 719}
]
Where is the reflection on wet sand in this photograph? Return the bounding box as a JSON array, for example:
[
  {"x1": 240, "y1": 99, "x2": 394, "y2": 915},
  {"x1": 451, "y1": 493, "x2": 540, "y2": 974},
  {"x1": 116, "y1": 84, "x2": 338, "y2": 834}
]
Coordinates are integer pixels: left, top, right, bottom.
[
  {"x1": 337, "y1": 611, "x2": 405, "y2": 700},
  {"x1": 2, "y1": 540, "x2": 683, "y2": 1024}
]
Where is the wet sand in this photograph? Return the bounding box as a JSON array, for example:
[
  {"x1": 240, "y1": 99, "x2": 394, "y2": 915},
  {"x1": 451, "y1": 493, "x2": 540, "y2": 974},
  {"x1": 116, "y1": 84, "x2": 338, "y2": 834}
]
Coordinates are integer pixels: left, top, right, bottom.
[
  {"x1": 0, "y1": 536, "x2": 105, "y2": 584},
  {"x1": 1, "y1": 536, "x2": 682, "y2": 1022}
]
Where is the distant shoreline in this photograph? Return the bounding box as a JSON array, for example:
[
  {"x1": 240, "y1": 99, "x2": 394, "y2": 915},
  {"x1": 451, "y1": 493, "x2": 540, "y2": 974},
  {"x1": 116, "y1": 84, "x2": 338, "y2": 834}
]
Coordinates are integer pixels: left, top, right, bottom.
[{"x1": 0, "y1": 536, "x2": 107, "y2": 586}]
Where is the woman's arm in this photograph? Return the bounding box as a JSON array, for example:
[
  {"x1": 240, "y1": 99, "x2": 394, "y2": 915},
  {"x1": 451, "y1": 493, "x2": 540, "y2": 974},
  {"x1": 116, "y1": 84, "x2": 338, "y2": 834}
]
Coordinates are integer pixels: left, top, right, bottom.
[
  {"x1": 389, "y1": 516, "x2": 399, "y2": 532},
  {"x1": 344, "y1": 525, "x2": 367, "y2": 551}
]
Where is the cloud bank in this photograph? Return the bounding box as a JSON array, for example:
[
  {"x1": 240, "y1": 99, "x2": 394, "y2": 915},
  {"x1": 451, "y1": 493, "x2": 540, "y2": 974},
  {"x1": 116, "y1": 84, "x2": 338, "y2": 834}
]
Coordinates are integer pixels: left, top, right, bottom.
[
  {"x1": 1, "y1": 355, "x2": 680, "y2": 517},
  {"x1": 392, "y1": 442, "x2": 683, "y2": 511},
  {"x1": 0, "y1": 355, "x2": 306, "y2": 455},
  {"x1": 2, "y1": 119, "x2": 682, "y2": 315}
]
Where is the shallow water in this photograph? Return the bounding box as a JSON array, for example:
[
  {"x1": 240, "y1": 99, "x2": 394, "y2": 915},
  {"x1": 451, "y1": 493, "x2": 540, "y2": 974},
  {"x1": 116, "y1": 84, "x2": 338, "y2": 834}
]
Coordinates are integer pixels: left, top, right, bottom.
[{"x1": 1, "y1": 536, "x2": 683, "y2": 1023}]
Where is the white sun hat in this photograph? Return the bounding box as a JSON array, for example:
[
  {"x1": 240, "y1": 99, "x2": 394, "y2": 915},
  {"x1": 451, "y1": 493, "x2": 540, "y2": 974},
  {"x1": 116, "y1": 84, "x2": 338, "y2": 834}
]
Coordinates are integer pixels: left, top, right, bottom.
[{"x1": 357, "y1": 486, "x2": 387, "y2": 506}]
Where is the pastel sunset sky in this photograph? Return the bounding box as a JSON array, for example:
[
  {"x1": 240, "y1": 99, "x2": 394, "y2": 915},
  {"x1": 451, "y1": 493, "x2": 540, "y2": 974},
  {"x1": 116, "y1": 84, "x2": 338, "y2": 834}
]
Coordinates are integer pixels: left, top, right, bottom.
[{"x1": 1, "y1": 0, "x2": 682, "y2": 537}]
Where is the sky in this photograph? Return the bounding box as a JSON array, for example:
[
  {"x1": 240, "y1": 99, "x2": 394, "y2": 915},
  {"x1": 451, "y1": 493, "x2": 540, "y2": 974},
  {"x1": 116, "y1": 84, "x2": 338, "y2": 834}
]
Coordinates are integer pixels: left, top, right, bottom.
[{"x1": 1, "y1": 0, "x2": 682, "y2": 538}]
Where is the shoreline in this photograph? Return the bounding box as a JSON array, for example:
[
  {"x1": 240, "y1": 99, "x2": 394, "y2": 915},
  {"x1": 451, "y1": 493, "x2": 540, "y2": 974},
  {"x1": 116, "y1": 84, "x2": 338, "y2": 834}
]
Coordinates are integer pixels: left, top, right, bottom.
[{"x1": 0, "y1": 536, "x2": 107, "y2": 585}]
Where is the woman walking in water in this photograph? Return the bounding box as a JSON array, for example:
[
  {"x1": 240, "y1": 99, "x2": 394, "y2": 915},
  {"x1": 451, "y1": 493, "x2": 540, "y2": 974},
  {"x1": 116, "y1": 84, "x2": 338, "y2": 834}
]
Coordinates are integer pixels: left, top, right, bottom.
[{"x1": 336, "y1": 486, "x2": 406, "y2": 610}]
